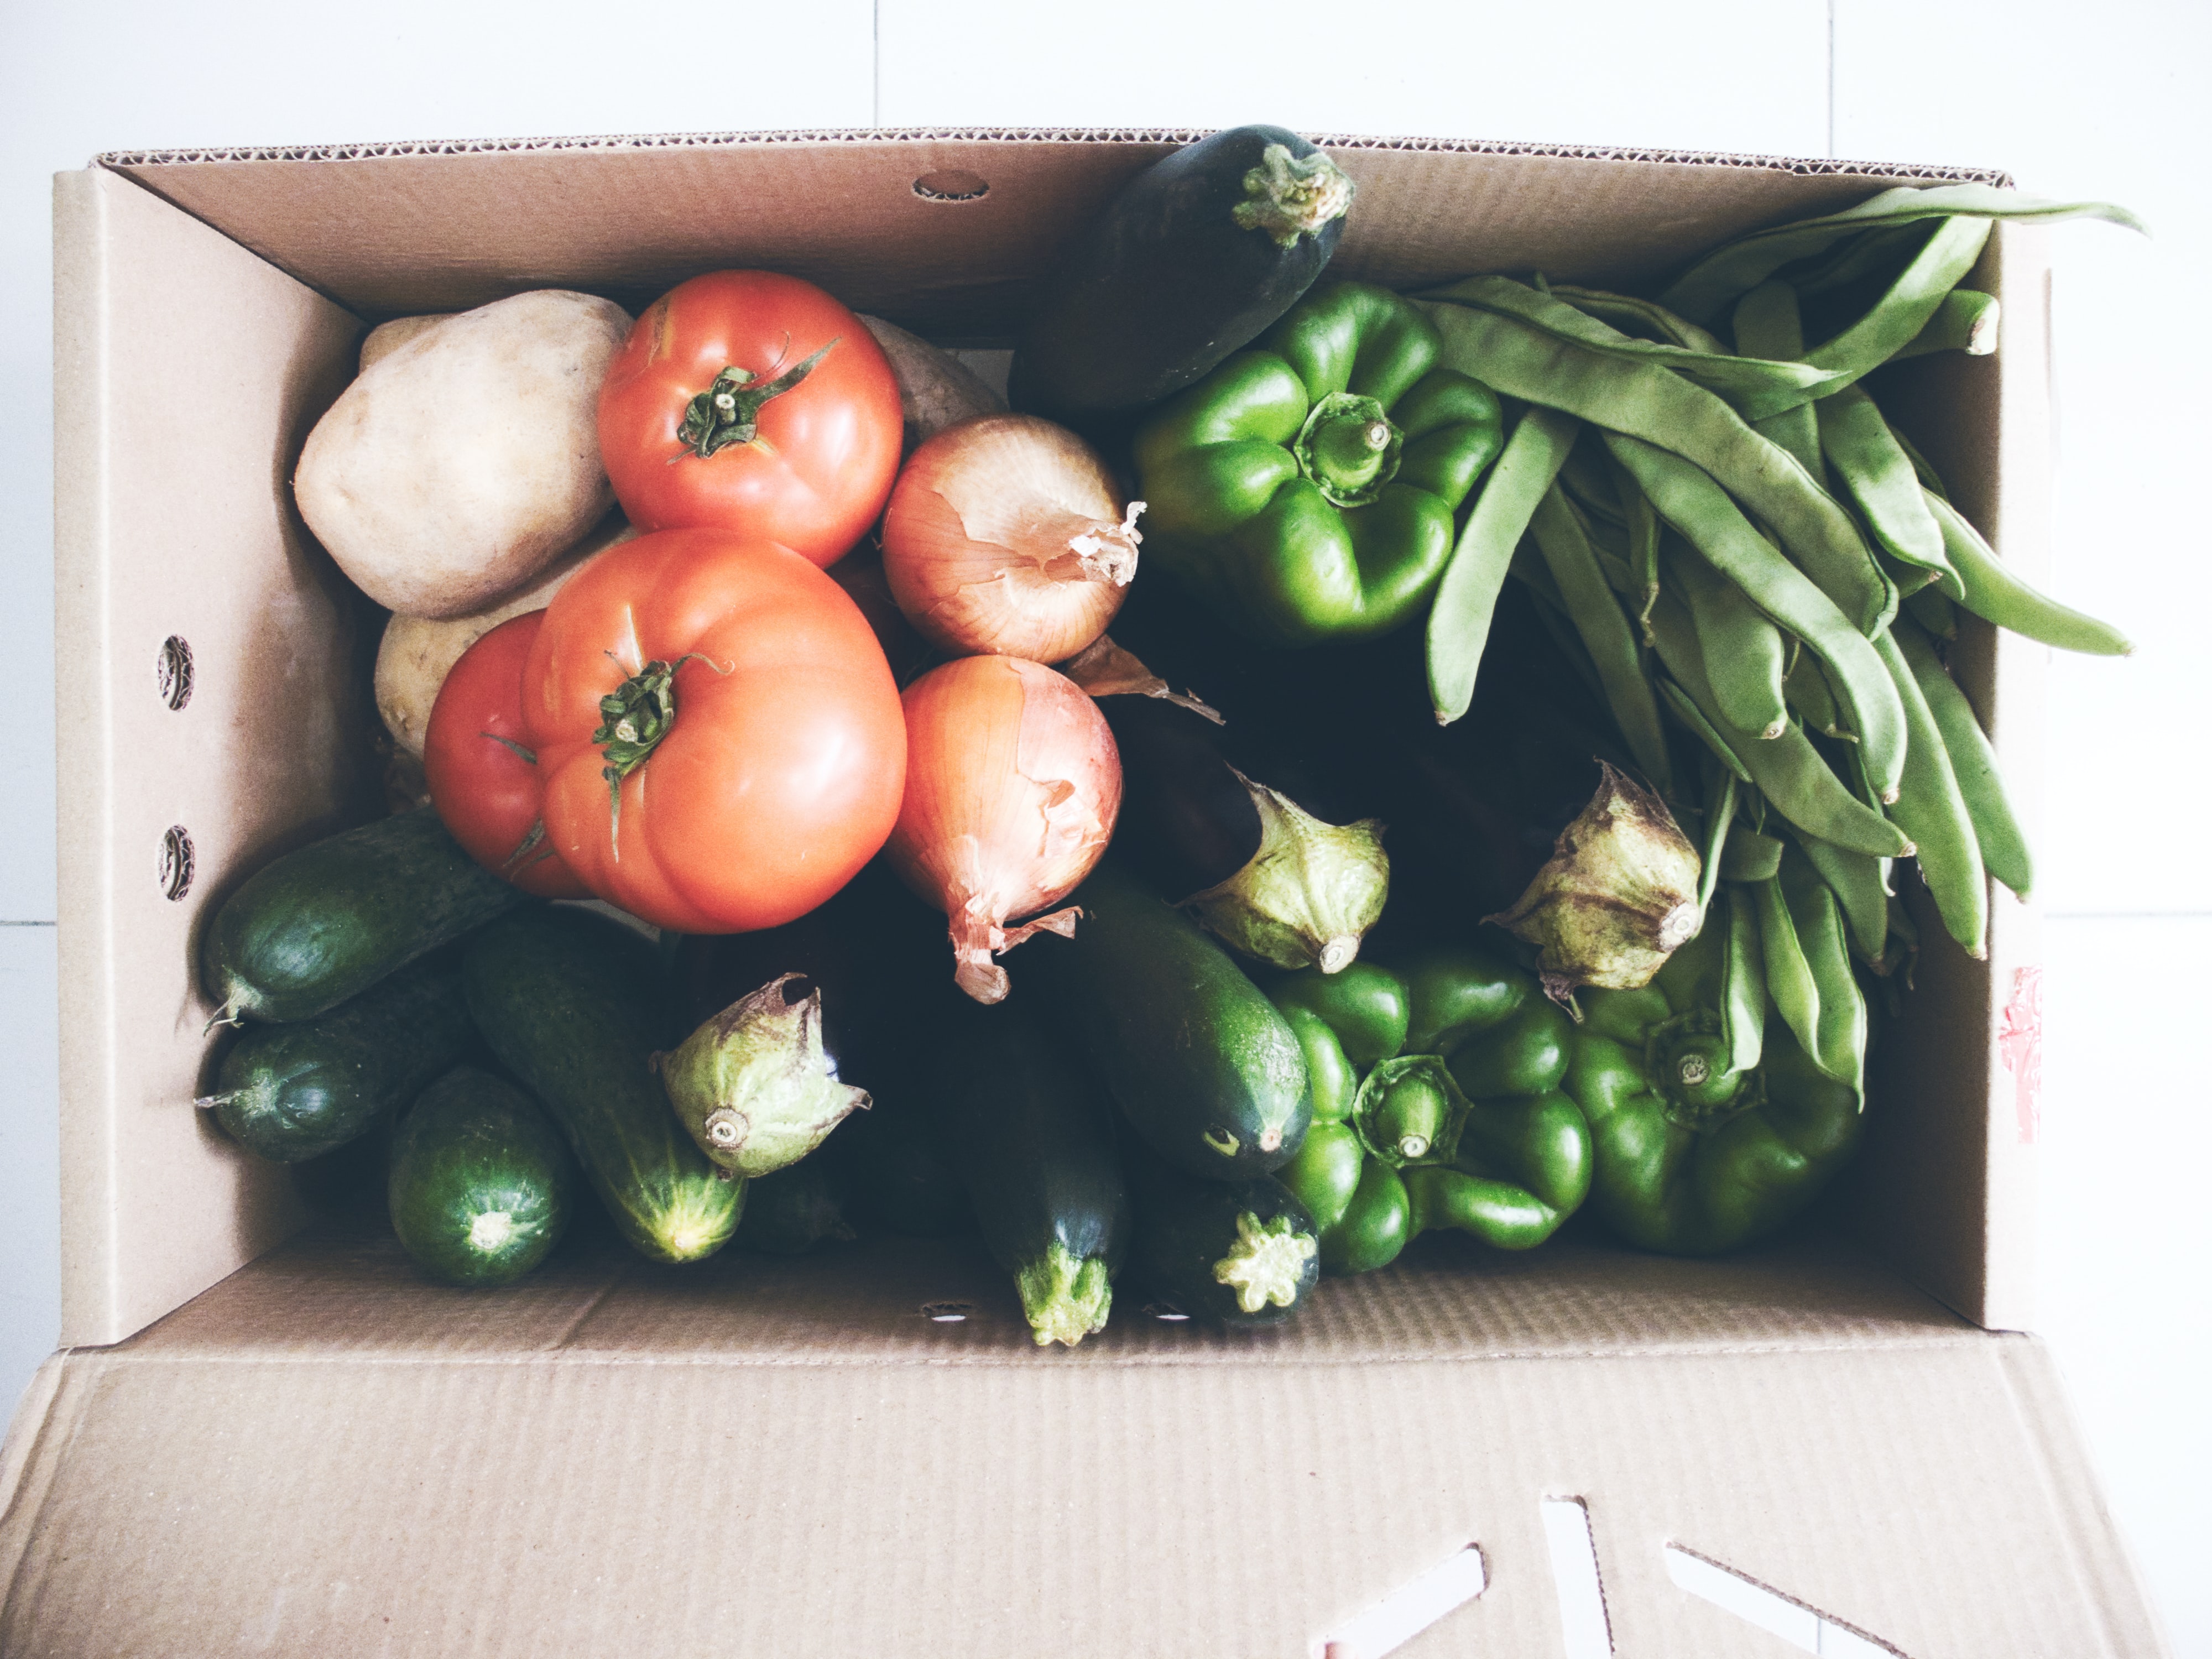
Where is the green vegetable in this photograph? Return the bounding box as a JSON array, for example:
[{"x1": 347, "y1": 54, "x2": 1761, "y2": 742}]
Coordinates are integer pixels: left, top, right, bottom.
[
  {"x1": 201, "y1": 806, "x2": 527, "y2": 1027},
  {"x1": 925, "y1": 1002, "x2": 1128, "y2": 1347},
  {"x1": 1272, "y1": 948, "x2": 1592, "y2": 1271},
  {"x1": 1124, "y1": 1144, "x2": 1319, "y2": 1327},
  {"x1": 1567, "y1": 914, "x2": 1862, "y2": 1254},
  {"x1": 733, "y1": 1161, "x2": 855, "y2": 1255},
  {"x1": 657, "y1": 973, "x2": 870, "y2": 1177},
  {"x1": 1135, "y1": 280, "x2": 1505, "y2": 648},
  {"x1": 387, "y1": 1066, "x2": 574, "y2": 1287},
  {"x1": 198, "y1": 953, "x2": 474, "y2": 1162},
  {"x1": 463, "y1": 905, "x2": 742, "y2": 1265},
  {"x1": 1025, "y1": 853, "x2": 1309, "y2": 1179}
]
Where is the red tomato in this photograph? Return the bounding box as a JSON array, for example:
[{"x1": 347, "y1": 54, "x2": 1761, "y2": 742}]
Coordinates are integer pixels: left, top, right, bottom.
[
  {"x1": 523, "y1": 527, "x2": 907, "y2": 932},
  {"x1": 422, "y1": 612, "x2": 591, "y2": 899},
  {"x1": 597, "y1": 270, "x2": 902, "y2": 566}
]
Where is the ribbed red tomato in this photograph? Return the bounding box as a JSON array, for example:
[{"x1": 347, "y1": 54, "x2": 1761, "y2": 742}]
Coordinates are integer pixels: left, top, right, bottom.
[
  {"x1": 422, "y1": 611, "x2": 589, "y2": 899},
  {"x1": 521, "y1": 527, "x2": 907, "y2": 932},
  {"x1": 596, "y1": 270, "x2": 901, "y2": 566}
]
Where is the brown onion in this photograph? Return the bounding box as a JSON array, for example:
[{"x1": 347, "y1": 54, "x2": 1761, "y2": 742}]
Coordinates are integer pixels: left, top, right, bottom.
[
  {"x1": 888, "y1": 655, "x2": 1121, "y2": 1004},
  {"x1": 881, "y1": 414, "x2": 1141, "y2": 663}
]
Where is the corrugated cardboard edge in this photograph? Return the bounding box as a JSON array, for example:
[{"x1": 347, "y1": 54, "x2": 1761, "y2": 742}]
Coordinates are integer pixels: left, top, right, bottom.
[{"x1": 91, "y1": 126, "x2": 2015, "y2": 185}]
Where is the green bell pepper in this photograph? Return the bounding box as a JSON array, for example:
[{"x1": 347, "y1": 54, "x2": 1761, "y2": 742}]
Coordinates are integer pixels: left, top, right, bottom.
[
  {"x1": 1134, "y1": 281, "x2": 1506, "y2": 647},
  {"x1": 1272, "y1": 947, "x2": 1593, "y2": 1273},
  {"x1": 1566, "y1": 916, "x2": 1863, "y2": 1255}
]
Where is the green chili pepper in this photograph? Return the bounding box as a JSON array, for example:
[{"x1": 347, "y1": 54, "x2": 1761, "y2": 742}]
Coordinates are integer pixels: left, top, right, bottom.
[
  {"x1": 1567, "y1": 924, "x2": 1863, "y2": 1255},
  {"x1": 1133, "y1": 280, "x2": 1506, "y2": 649},
  {"x1": 1272, "y1": 949, "x2": 1592, "y2": 1270}
]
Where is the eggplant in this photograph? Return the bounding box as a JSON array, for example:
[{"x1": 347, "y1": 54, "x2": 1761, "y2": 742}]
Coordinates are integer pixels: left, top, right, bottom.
[{"x1": 1009, "y1": 125, "x2": 1353, "y2": 437}]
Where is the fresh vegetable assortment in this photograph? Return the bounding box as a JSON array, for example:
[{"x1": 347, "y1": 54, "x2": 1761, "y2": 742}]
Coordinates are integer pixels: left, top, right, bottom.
[{"x1": 200, "y1": 132, "x2": 2135, "y2": 1346}]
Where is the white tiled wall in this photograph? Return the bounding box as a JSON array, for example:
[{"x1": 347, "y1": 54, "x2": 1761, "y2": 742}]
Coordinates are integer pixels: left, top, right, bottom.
[{"x1": 3, "y1": 2, "x2": 2202, "y2": 1650}]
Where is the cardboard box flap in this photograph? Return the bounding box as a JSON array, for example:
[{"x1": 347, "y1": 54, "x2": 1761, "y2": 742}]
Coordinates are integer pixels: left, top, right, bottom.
[
  {"x1": 118, "y1": 1221, "x2": 1973, "y2": 1367},
  {"x1": 96, "y1": 131, "x2": 2008, "y2": 333},
  {"x1": 0, "y1": 1324, "x2": 2162, "y2": 1657}
]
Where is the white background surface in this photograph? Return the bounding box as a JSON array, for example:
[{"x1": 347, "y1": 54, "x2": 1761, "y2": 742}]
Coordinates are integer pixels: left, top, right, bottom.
[{"x1": 2, "y1": 1, "x2": 2205, "y2": 1650}]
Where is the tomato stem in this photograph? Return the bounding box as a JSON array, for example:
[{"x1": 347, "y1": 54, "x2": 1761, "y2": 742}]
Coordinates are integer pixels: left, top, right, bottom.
[
  {"x1": 592, "y1": 654, "x2": 726, "y2": 853},
  {"x1": 675, "y1": 336, "x2": 841, "y2": 459}
]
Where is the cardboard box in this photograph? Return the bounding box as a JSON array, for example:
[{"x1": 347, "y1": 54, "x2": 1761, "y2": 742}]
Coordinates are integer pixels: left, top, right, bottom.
[{"x1": 3, "y1": 131, "x2": 2167, "y2": 1656}]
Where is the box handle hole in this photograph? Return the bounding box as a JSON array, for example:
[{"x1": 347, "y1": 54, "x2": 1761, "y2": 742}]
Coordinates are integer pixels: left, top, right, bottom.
[
  {"x1": 913, "y1": 170, "x2": 989, "y2": 203},
  {"x1": 158, "y1": 636, "x2": 194, "y2": 711},
  {"x1": 159, "y1": 826, "x2": 195, "y2": 902}
]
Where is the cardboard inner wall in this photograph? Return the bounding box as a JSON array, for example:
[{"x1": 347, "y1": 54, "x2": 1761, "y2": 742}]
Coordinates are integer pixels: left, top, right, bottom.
[{"x1": 54, "y1": 134, "x2": 2037, "y2": 1347}]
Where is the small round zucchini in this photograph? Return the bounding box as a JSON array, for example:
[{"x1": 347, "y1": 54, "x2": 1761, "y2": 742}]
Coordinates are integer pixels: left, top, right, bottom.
[{"x1": 388, "y1": 1067, "x2": 575, "y2": 1286}]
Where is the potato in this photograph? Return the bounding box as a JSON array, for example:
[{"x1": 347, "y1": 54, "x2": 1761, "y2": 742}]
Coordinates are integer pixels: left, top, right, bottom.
[
  {"x1": 373, "y1": 512, "x2": 636, "y2": 758},
  {"x1": 296, "y1": 290, "x2": 631, "y2": 618},
  {"x1": 357, "y1": 314, "x2": 451, "y2": 373},
  {"x1": 858, "y1": 315, "x2": 1006, "y2": 453}
]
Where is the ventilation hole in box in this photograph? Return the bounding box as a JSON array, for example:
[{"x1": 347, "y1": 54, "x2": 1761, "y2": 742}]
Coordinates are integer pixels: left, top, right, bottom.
[
  {"x1": 920, "y1": 1301, "x2": 974, "y2": 1322},
  {"x1": 1541, "y1": 1498, "x2": 1614, "y2": 1657},
  {"x1": 159, "y1": 826, "x2": 195, "y2": 902},
  {"x1": 1663, "y1": 1545, "x2": 1907, "y2": 1657},
  {"x1": 1314, "y1": 1543, "x2": 1485, "y2": 1659},
  {"x1": 912, "y1": 169, "x2": 989, "y2": 202},
  {"x1": 157, "y1": 636, "x2": 194, "y2": 711},
  {"x1": 1141, "y1": 1302, "x2": 1190, "y2": 1322}
]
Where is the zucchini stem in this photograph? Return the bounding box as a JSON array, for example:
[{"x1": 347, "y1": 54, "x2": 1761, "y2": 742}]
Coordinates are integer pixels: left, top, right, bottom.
[{"x1": 1014, "y1": 1241, "x2": 1113, "y2": 1347}]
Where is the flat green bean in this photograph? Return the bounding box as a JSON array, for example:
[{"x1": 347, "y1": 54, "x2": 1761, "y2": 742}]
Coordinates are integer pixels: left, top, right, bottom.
[
  {"x1": 1421, "y1": 301, "x2": 1898, "y2": 635},
  {"x1": 1559, "y1": 442, "x2": 1626, "y2": 528},
  {"x1": 1753, "y1": 874, "x2": 1823, "y2": 1065},
  {"x1": 1510, "y1": 548, "x2": 1613, "y2": 708},
  {"x1": 1783, "y1": 221, "x2": 1934, "y2": 301},
  {"x1": 1646, "y1": 589, "x2": 1911, "y2": 857},
  {"x1": 1781, "y1": 847, "x2": 1867, "y2": 1092},
  {"x1": 1893, "y1": 616, "x2": 2033, "y2": 900},
  {"x1": 1874, "y1": 629, "x2": 1987, "y2": 958},
  {"x1": 1607, "y1": 433, "x2": 1906, "y2": 798},
  {"x1": 1926, "y1": 489, "x2": 2133, "y2": 655},
  {"x1": 1792, "y1": 832, "x2": 1892, "y2": 963},
  {"x1": 1697, "y1": 761, "x2": 1738, "y2": 914},
  {"x1": 1731, "y1": 280, "x2": 1823, "y2": 474},
  {"x1": 1610, "y1": 456, "x2": 1662, "y2": 641},
  {"x1": 1721, "y1": 823, "x2": 1786, "y2": 883},
  {"x1": 1546, "y1": 285, "x2": 1731, "y2": 353},
  {"x1": 1817, "y1": 385, "x2": 1958, "y2": 596},
  {"x1": 1429, "y1": 405, "x2": 1580, "y2": 722},
  {"x1": 1660, "y1": 678, "x2": 1752, "y2": 784},
  {"x1": 1658, "y1": 185, "x2": 2147, "y2": 327},
  {"x1": 1892, "y1": 288, "x2": 1999, "y2": 359},
  {"x1": 1723, "y1": 886, "x2": 1765, "y2": 1076},
  {"x1": 1782, "y1": 651, "x2": 1850, "y2": 742},
  {"x1": 1663, "y1": 540, "x2": 1789, "y2": 739},
  {"x1": 1528, "y1": 483, "x2": 1675, "y2": 795},
  {"x1": 1903, "y1": 582, "x2": 1958, "y2": 640}
]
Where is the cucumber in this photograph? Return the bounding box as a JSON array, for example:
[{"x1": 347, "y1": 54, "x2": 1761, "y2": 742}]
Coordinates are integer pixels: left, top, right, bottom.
[
  {"x1": 197, "y1": 953, "x2": 476, "y2": 1162},
  {"x1": 463, "y1": 905, "x2": 742, "y2": 1264},
  {"x1": 733, "y1": 1161, "x2": 854, "y2": 1255},
  {"x1": 1009, "y1": 125, "x2": 1352, "y2": 433},
  {"x1": 202, "y1": 806, "x2": 528, "y2": 1026},
  {"x1": 927, "y1": 1001, "x2": 1129, "y2": 1347},
  {"x1": 1024, "y1": 853, "x2": 1310, "y2": 1180},
  {"x1": 387, "y1": 1066, "x2": 575, "y2": 1286},
  {"x1": 1125, "y1": 1145, "x2": 1320, "y2": 1328}
]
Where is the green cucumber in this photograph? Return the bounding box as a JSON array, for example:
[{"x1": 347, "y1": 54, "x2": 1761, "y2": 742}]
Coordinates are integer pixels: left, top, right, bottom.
[
  {"x1": 928, "y1": 1002, "x2": 1129, "y2": 1347},
  {"x1": 387, "y1": 1066, "x2": 575, "y2": 1286},
  {"x1": 197, "y1": 954, "x2": 475, "y2": 1162},
  {"x1": 1025, "y1": 854, "x2": 1310, "y2": 1179},
  {"x1": 462, "y1": 905, "x2": 742, "y2": 1264},
  {"x1": 1125, "y1": 1145, "x2": 1319, "y2": 1328},
  {"x1": 202, "y1": 806, "x2": 527, "y2": 1026},
  {"x1": 734, "y1": 1161, "x2": 855, "y2": 1255}
]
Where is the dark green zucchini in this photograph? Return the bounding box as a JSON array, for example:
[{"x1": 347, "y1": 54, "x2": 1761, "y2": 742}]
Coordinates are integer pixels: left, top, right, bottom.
[
  {"x1": 1009, "y1": 124, "x2": 1353, "y2": 433},
  {"x1": 1125, "y1": 1145, "x2": 1320, "y2": 1328},
  {"x1": 1024, "y1": 853, "x2": 1310, "y2": 1180},
  {"x1": 387, "y1": 1066, "x2": 574, "y2": 1286},
  {"x1": 202, "y1": 806, "x2": 527, "y2": 1026},
  {"x1": 733, "y1": 1160, "x2": 854, "y2": 1255},
  {"x1": 197, "y1": 954, "x2": 474, "y2": 1162},
  {"x1": 463, "y1": 905, "x2": 742, "y2": 1264},
  {"x1": 927, "y1": 1001, "x2": 1129, "y2": 1347},
  {"x1": 825, "y1": 1094, "x2": 973, "y2": 1239}
]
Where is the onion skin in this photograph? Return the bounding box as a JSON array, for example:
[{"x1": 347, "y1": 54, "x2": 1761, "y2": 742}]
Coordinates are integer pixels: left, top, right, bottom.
[
  {"x1": 882, "y1": 415, "x2": 1141, "y2": 664},
  {"x1": 888, "y1": 655, "x2": 1122, "y2": 1004}
]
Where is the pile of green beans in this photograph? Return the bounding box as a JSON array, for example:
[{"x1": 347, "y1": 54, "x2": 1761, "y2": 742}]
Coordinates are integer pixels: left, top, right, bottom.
[{"x1": 1415, "y1": 182, "x2": 2140, "y2": 1060}]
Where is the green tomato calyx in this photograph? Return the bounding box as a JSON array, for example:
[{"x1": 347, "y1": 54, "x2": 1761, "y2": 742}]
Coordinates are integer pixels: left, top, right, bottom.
[{"x1": 676, "y1": 336, "x2": 841, "y2": 459}]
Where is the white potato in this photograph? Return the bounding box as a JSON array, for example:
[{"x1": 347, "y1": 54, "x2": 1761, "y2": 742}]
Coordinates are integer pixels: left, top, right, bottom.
[
  {"x1": 373, "y1": 512, "x2": 637, "y2": 758},
  {"x1": 858, "y1": 315, "x2": 1006, "y2": 453},
  {"x1": 357, "y1": 313, "x2": 452, "y2": 373},
  {"x1": 296, "y1": 289, "x2": 632, "y2": 618}
]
